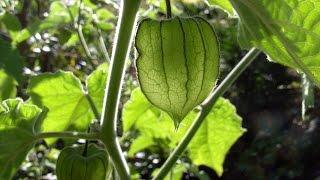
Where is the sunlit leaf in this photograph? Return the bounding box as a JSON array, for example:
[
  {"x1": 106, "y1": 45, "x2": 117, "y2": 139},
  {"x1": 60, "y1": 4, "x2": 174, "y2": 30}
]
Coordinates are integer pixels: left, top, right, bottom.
[
  {"x1": 152, "y1": 163, "x2": 186, "y2": 180},
  {"x1": 27, "y1": 71, "x2": 93, "y2": 136},
  {"x1": 27, "y1": 65, "x2": 108, "y2": 143},
  {"x1": 123, "y1": 89, "x2": 245, "y2": 176},
  {"x1": 206, "y1": 0, "x2": 234, "y2": 15},
  {"x1": 230, "y1": 0, "x2": 320, "y2": 87},
  {"x1": 188, "y1": 98, "x2": 245, "y2": 176},
  {"x1": 0, "y1": 99, "x2": 42, "y2": 179},
  {"x1": 128, "y1": 136, "x2": 154, "y2": 156},
  {"x1": 86, "y1": 63, "x2": 108, "y2": 114}
]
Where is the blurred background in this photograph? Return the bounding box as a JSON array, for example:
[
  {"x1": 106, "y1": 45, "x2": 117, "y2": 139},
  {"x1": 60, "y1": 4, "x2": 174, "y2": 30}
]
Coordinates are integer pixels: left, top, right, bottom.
[{"x1": 1, "y1": 0, "x2": 320, "y2": 179}]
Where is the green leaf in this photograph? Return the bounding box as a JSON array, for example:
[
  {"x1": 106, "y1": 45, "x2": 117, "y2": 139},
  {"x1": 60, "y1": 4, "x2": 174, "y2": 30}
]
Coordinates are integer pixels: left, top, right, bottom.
[
  {"x1": 96, "y1": 9, "x2": 115, "y2": 21},
  {"x1": 0, "y1": 99, "x2": 42, "y2": 179},
  {"x1": 12, "y1": 20, "x2": 42, "y2": 44},
  {"x1": 86, "y1": 63, "x2": 108, "y2": 114},
  {"x1": 63, "y1": 33, "x2": 79, "y2": 48},
  {"x1": 152, "y1": 163, "x2": 186, "y2": 180},
  {"x1": 135, "y1": 17, "x2": 219, "y2": 126},
  {"x1": 188, "y1": 98, "x2": 245, "y2": 176},
  {"x1": 97, "y1": 22, "x2": 114, "y2": 31},
  {"x1": 230, "y1": 0, "x2": 320, "y2": 87},
  {"x1": 27, "y1": 71, "x2": 93, "y2": 134},
  {"x1": 13, "y1": 1, "x2": 72, "y2": 44},
  {"x1": 27, "y1": 65, "x2": 108, "y2": 142},
  {"x1": 83, "y1": 0, "x2": 97, "y2": 9},
  {"x1": 0, "y1": 70, "x2": 17, "y2": 101},
  {"x1": 122, "y1": 88, "x2": 171, "y2": 139},
  {"x1": 128, "y1": 136, "x2": 154, "y2": 156},
  {"x1": 0, "y1": 38, "x2": 22, "y2": 82},
  {"x1": 0, "y1": 13, "x2": 22, "y2": 37},
  {"x1": 46, "y1": 1, "x2": 72, "y2": 24},
  {"x1": 123, "y1": 89, "x2": 245, "y2": 176},
  {"x1": 123, "y1": 88, "x2": 161, "y2": 132},
  {"x1": 206, "y1": 0, "x2": 234, "y2": 15}
]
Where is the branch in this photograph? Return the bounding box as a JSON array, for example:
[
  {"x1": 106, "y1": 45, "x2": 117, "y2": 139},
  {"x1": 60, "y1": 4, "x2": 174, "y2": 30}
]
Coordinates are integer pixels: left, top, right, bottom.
[
  {"x1": 77, "y1": 25, "x2": 94, "y2": 60},
  {"x1": 99, "y1": 0, "x2": 141, "y2": 179},
  {"x1": 96, "y1": 26, "x2": 111, "y2": 62},
  {"x1": 66, "y1": 0, "x2": 94, "y2": 63},
  {"x1": 35, "y1": 131, "x2": 99, "y2": 140},
  {"x1": 76, "y1": 0, "x2": 94, "y2": 61},
  {"x1": 153, "y1": 48, "x2": 261, "y2": 179}
]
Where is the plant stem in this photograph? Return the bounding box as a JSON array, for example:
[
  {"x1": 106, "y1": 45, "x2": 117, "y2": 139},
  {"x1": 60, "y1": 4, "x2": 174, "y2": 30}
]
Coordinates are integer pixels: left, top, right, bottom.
[
  {"x1": 35, "y1": 131, "x2": 99, "y2": 140},
  {"x1": 301, "y1": 73, "x2": 314, "y2": 121},
  {"x1": 76, "y1": 0, "x2": 93, "y2": 61},
  {"x1": 153, "y1": 48, "x2": 261, "y2": 180},
  {"x1": 77, "y1": 25, "x2": 93, "y2": 60},
  {"x1": 97, "y1": 27, "x2": 111, "y2": 62},
  {"x1": 165, "y1": 0, "x2": 172, "y2": 18},
  {"x1": 85, "y1": 93, "x2": 100, "y2": 120},
  {"x1": 100, "y1": 0, "x2": 141, "y2": 179},
  {"x1": 67, "y1": 1, "x2": 94, "y2": 63}
]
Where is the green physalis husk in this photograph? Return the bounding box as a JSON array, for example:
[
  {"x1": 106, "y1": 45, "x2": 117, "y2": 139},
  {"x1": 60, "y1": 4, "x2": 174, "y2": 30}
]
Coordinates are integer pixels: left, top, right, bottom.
[
  {"x1": 135, "y1": 16, "x2": 220, "y2": 127},
  {"x1": 56, "y1": 144, "x2": 111, "y2": 180}
]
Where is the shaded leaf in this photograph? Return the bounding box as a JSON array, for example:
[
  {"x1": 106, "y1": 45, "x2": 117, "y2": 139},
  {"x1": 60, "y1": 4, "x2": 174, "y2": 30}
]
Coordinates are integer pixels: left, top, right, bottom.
[
  {"x1": 13, "y1": 1, "x2": 72, "y2": 44},
  {"x1": 0, "y1": 70, "x2": 17, "y2": 101},
  {"x1": 0, "y1": 13, "x2": 22, "y2": 37},
  {"x1": 0, "y1": 38, "x2": 22, "y2": 82}
]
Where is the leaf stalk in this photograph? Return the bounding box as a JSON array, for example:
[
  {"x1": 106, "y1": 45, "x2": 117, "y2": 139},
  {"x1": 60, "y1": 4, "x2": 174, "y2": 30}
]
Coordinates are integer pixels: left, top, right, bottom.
[
  {"x1": 36, "y1": 131, "x2": 99, "y2": 140},
  {"x1": 165, "y1": 0, "x2": 172, "y2": 18}
]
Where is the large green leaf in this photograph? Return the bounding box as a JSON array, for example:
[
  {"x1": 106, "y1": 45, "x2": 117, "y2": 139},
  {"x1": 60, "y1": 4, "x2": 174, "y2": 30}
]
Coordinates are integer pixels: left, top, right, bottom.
[
  {"x1": 188, "y1": 98, "x2": 245, "y2": 176},
  {"x1": 0, "y1": 99, "x2": 42, "y2": 179},
  {"x1": 0, "y1": 70, "x2": 17, "y2": 101},
  {"x1": 206, "y1": 0, "x2": 234, "y2": 15},
  {"x1": 0, "y1": 38, "x2": 22, "y2": 82},
  {"x1": 27, "y1": 71, "x2": 93, "y2": 134},
  {"x1": 27, "y1": 65, "x2": 108, "y2": 137},
  {"x1": 230, "y1": 0, "x2": 320, "y2": 87},
  {"x1": 136, "y1": 17, "x2": 219, "y2": 126},
  {"x1": 123, "y1": 88, "x2": 245, "y2": 176}
]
